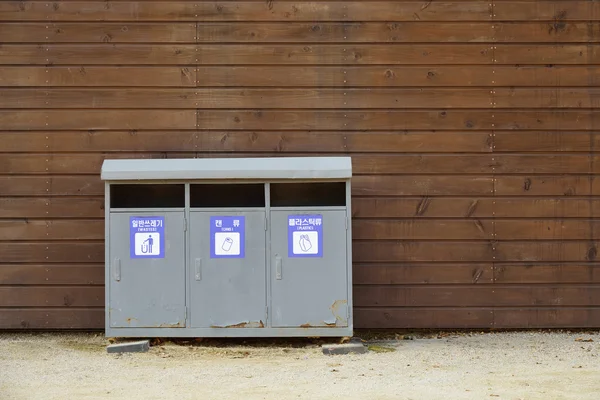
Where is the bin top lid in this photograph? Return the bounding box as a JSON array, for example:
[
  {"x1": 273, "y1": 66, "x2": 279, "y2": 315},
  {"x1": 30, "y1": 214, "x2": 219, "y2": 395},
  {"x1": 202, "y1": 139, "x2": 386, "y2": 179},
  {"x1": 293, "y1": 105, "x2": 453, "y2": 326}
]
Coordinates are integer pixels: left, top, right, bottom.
[{"x1": 101, "y1": 157, "x2": 352, "y2": 181}]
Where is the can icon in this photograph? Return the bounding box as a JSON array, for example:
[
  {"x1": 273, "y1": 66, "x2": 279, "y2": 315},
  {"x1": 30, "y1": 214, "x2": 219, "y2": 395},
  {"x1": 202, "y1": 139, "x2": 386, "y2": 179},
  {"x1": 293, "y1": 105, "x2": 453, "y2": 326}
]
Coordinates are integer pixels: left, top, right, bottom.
[{"x1": 221, "y1": 237, "x2": 234, "y2": 252}]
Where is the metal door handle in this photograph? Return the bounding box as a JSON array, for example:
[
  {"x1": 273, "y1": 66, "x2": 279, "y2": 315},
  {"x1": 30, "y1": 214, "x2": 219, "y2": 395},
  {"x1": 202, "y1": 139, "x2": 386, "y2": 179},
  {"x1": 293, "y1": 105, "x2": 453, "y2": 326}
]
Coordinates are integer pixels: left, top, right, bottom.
[
  {"x1": 275, "y1": 256, "x2": 282, "y2": 280},
  {"x1": 195, "y1": 258, "x2": 202, "y2": 281},
  {"x1": 113, "y1": 258, "x2": 121, "y2": 282}
]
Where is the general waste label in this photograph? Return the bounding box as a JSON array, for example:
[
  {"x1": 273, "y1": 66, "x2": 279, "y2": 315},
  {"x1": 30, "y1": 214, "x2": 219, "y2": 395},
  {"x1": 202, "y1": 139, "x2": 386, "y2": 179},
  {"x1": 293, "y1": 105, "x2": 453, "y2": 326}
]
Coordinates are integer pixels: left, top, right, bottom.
[
  {"x1": 210, "y1": 216, "x2": 245, "y2": 258},
  {"x1": 130, "y1": 216, "x2": 165, "y2": 259},
  {"x1": 288, "y1": 215, "x2": 323, "y2": 258}
]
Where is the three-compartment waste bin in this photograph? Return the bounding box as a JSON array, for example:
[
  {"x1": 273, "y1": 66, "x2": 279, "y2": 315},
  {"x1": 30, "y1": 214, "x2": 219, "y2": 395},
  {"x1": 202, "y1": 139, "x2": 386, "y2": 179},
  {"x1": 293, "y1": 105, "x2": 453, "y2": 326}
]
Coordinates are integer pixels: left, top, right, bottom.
[{"x1": 101, "y1": 157, "x2": 352, "y2": 337}]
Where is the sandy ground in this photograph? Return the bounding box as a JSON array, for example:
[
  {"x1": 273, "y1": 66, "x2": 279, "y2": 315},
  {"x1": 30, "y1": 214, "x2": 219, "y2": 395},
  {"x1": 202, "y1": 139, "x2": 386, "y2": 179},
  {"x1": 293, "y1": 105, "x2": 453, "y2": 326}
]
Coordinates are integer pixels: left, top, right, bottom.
[{"x1": 1, "y1": 331, "x2": 599, "y2": 400}]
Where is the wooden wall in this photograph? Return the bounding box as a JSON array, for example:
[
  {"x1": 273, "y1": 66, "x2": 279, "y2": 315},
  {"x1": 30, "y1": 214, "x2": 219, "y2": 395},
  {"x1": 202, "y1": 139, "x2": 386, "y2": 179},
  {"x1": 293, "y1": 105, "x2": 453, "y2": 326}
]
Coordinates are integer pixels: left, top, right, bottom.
[{"x1": 1, "y1": 1, "x2": 600, "y2": 329}]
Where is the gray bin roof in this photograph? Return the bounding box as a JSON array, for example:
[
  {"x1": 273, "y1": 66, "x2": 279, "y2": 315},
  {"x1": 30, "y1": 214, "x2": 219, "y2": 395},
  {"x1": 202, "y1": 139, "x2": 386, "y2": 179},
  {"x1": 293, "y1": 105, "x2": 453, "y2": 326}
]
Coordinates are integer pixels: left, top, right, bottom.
[{"x1": 101, "y1": 157, "x2": 352, "y2": 181}]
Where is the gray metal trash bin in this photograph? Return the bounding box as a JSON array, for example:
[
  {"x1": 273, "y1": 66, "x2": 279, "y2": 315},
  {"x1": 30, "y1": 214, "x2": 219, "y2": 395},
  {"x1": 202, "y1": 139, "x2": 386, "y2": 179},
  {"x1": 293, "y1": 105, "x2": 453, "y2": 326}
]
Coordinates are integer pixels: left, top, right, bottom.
[{"x1": 101, "y1": 157, "x2": 352, "y2": 337}]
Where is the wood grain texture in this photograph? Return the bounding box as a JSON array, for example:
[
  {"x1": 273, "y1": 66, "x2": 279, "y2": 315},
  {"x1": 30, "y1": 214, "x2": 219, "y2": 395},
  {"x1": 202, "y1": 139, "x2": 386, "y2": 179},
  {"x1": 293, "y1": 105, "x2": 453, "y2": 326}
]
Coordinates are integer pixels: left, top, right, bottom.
[{"x1": 3, "y1": 0, "x2": 600, "y2": 331}]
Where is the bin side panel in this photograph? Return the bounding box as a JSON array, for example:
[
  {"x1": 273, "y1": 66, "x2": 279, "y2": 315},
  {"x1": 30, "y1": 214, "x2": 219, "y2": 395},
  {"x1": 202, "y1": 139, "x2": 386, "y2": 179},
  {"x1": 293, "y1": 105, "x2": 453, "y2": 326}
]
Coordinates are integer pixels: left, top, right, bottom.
[
  {"x1": 189, "y1": 211, "x2": 267, "y2": 328},
  {"x1": 108, "y1": 211, "x2": 186, "y2": 328},
  {"x1": 270, "y1": 210, "x2": 348, "y2": 328}
]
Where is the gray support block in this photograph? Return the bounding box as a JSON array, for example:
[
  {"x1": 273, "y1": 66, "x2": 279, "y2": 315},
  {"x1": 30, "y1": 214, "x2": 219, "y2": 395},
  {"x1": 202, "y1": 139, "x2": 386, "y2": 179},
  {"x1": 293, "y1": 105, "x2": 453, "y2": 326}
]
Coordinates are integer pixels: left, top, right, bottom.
[
  {"x1": 107, "y1": 340, "x2": 150, "y2": 354},
  {"x1": 322, "y1": 343, "x2": 368, "y2": 355}
]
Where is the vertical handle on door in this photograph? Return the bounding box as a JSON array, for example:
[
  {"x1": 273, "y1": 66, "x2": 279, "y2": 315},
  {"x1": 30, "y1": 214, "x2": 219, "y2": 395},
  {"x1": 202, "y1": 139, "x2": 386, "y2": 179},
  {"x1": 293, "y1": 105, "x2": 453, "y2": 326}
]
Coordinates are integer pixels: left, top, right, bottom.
[
  {"x1": 275, "y1": 255, "x2": 282, "y2": 280},
  {"x1": 195, "y1": 258, "x2": 202, "y2": 281},
  {"x1": 113, "y1": 258, "x2": 121, "y2": 282}
]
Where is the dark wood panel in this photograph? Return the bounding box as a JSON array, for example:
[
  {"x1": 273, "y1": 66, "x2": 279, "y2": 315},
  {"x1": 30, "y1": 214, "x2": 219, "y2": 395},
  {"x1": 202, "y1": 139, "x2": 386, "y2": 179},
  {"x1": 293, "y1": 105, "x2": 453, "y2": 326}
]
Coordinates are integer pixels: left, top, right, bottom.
[
  {"x1": 495, "y1": 264, "x2": 600, "y2": 284},
  {"x1": 0, "y1": 110, "x2": 196, "y2": 130},
  {"x1": 492, "y1": 110, "x2": 600, "y2": 131},
  {"x1": 492, "y1": 155, "x2": 591, "y2": 174},
  {"x1": 495, "y1": 89, "x2": 600, "y2": 109},
  {"x1": 0, "y1": 198, "x2": 103, "y2": 218},
  {"x1": 354, "y1": 308, "x2": 494, "y2": 329},
  {"x1": 353, "y1": 176, "x2": 493, "y2": 196},
  {"x1": 354, "y1": 155, "x2": 494, "y2": 174},
  {"x1": 197, "y1": 110, "x2": 493, "y2": 130},
  {"x1": 0, "y1": 22, "x2": 195, "y2": 43},
  {"x1": 494, "y1": 45, "x2": 600, "y2": 65},
  {"x1": 0, "y1": 131, "x2": 492, "y2": 153},
  {"x1": 495, "y1": 220, "x2": 596, "y2": 241},
  {"x1": 197, "y1": 22, "x2": 600, "y2": 43},
  {"x1": 0, "y1": 286, "x2": 103, "y2": 307},
  {"x1": 0, "y1": 66, "x2": 195, "y2": 87},
  {"x1": 353, "y1": 220, "x2": 492, "y2": 240},
  {"x1": 0, "y1": 153, "x2": 193, "y2": 175},
  {"x1": 0, "y1": 45, "x2": 196, "y2": 65},
  {"x1": 353, "y1": 241, "x2": 493, "y2": 262},
  {"x1": 494, "y1": 132, "x2": 592, "y2": 152},
  {"x1": 0, "y1": 44, "x2": 493, "y2": 65},
  {"x1": 0, "y1": 176, "x2": 103, "y2": 196},
  {"x1": 494, "y1": 2, "x2": 600, "y2": 21},
  {"x1": 0, "y1": 2, "x2": 492, "y2": 22},
  {"x1": 0, "y1": 265, "x2": 104, "y2": 285},
  {"x1": 0, "y1": 88, "x2": 493, "y2": 109},
  {"x1": 353, "y1": 264, "x2": 493, "y2": 285},
  {"x1": 495, "y1": 176, "x2": 592, "y2": 196},
  {"x1": 495, "y1": 242, "x2": 600, "y2": 263},
  {"x1": 0, "y1": 220, "x2": 103, "y2": 241},
  {"x1": 197, "y1": 66, "x2": 600, "y2": 87},
  {"x1": 355, "y1": 285, "x2": 600, "y2": 307},
  {"x1": 9, "y1": 88, "x2": 600, "y2": 109},
  {"x1": 353, "y1": 198, "x2": 600, "y2": 218},
  {"x1": 0, "y1": 243, "x2": 103, "y2": 263},
  {"x1": 197, "y1": 22, "x2": 495, "y2": 43},
  {"x1": 0, "y1": 308, "x2": 104, "y2": 329},
  {"x1": 493, "y1": 308, "x2": 600, "y2": 329}
]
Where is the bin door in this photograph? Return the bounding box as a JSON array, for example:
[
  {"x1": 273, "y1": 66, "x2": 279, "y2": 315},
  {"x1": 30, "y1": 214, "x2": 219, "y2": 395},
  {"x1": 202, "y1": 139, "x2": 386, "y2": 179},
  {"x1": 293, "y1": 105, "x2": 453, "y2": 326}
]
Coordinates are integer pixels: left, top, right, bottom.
[
  {"x1": 270, "y1": 210, "x2": 348, "y2": 328},
  {"x1": 108, "y1": 212, "x2": 186, "y2": 328},
  {"x1": 189, "y1": 211, "x2": 267, "y2": 328}
]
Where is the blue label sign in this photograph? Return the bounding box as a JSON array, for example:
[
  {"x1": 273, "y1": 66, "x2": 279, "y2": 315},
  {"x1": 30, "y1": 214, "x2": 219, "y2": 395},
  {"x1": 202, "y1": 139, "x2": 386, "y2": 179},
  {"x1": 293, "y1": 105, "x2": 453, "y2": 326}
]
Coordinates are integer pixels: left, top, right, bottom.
[
  {"x1": 130, "y1": 216, "x2": 165, "y2": 259},
  {"x1": 288, "y1": 215, "x2": 323, "y2": 258},
  {"x1": 210, "y1": 216, "x2": 245, "y2": 258}
]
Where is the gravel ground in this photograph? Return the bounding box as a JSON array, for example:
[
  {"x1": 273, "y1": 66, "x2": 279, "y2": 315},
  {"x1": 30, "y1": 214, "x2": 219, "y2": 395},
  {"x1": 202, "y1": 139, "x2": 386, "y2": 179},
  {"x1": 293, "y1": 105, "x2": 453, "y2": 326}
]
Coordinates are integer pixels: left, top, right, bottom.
[{"x1": 1, "y1": 331, "x2": 599, "y2": 400}]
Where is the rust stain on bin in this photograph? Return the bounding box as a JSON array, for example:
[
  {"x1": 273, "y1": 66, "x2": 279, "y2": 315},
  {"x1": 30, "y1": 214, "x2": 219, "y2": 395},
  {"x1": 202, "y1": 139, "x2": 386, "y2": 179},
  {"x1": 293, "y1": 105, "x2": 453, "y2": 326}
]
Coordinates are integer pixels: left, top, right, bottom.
[{"x1": 211, "y1": 320, "x2": 265, "y2": 328}]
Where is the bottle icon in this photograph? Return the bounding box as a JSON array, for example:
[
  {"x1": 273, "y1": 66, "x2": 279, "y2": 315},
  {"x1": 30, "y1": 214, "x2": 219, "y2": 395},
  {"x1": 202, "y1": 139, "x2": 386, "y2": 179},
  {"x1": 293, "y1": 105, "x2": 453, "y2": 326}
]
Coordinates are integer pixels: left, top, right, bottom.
[
  {"x1": 299, "y1": 234, "x2": 312, "y2": 252},
  {"x1": 221, "y1": 237, "x2": 233, "y2": 252}
]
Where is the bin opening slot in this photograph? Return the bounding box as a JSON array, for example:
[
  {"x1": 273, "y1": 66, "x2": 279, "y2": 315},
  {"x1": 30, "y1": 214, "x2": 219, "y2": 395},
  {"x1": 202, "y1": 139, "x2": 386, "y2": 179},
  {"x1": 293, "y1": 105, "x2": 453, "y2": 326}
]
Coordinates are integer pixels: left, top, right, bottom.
[
  {"x1": 270, "y1": 183, "x2": 346, "y2": 207},
  {"x1": 110, "y1": 184, "x2": 185, "y2": 208},
  {"x1": 190, "y1": 184, "x2": 265, "y2": 208}
]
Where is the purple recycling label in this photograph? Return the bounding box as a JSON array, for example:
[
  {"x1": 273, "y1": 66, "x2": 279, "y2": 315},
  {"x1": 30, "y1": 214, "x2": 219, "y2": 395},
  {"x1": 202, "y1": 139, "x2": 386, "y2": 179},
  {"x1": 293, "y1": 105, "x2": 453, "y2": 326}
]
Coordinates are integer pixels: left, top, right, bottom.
[
  {"x1": 130, "y1": 216, "x2": 165, "y2": 259},
  {"x1": 210, "y1": 216, "x2": 245, "y2": 258},
  {"x1": 288, "y1": 214, "x2": 323, "y2": 258}
]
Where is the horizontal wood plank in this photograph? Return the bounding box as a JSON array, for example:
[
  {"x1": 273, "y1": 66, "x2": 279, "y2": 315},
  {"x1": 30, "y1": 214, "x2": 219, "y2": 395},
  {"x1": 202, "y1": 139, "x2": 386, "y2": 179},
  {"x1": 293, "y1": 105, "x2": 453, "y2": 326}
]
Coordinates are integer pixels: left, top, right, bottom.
[
  {"x1": 0, "y1": 198, "x2": 103, "y2": 218},
  {"x1": 0, "y1": 131, "x2": 493, "y2": 153},
  {"x1": 0, "y1": 2, "x2": 493, "y2": 22},
  {"x1": 0, "y1": 220, "x2": 103, "y2": 241},
  {"x1": 494, "y1": 2, "x2": 600, "y2": 21},
  {"x1": 493, "y1": 308, "x2": 600, "y2": 329},
  {"x1": 352, "y1": 176, "x2": 494, "y2": 196},
  {"x1": 0, "y1": 66, "x2": 195, "y2": 87},
  {"x1": 0, "y1": 110, "x2": 196, "y2": 130},
  {"x1": 495, "y1": 264, "x2": 600, "y2": 284},
  {"x1": 197, "y1": 66, "x2": 600, "y2": 87},
  {"x1": 354, "y1": 308, "x2": 494, "y2": 329},
  {"x1": 0, "y1": 286, "x2": 103, "y2": 307},
  {"x1": 0, "y1": 308, "x2": 104, "y2": 329},
  {"x1": 0, "y1": 44, "x2": 493, "y2": 65},
  {"x1": 353, "y1": 220, "x2": 492, "y2": 240},
  {"x1": 496, "y1": 242, "x2": 600, "y2": 263},
  {"x1": 495, "y1": 176, "x2": 593, "y2": 196},
  {"x1": 0, "y1": 265, "x2": 104, "y2": 285},
  {"x1": 0, "y1": 22, "x2": 195, "y2": 43},
  {"x1": 494, "y1": 132, "x2": 592, "y2": 152},
  {"x1": 353, "y1": 198, "x2": 600, "y2": 218},
  {"x1": 353, "y1": 241, "x2": 494, "y2": 262},
  {"x1": 0, "y1": 176, "x2": 103, "y2": 196},
  {"x1": 353, "y1": 264, "x2": 493, "y2": 285},
  {"x1": 0, "y1": 242, "x2": 103, "y2": 263},
  {"x1": 355, "y1": 285, "x2": 600, "y2": 307}
]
